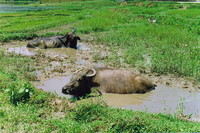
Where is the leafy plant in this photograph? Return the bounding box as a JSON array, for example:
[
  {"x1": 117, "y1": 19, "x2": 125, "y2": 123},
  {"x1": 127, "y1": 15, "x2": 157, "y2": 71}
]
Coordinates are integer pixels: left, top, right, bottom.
[{"x1": 6, "y1": 81, "x2": 34, "y2": 105}]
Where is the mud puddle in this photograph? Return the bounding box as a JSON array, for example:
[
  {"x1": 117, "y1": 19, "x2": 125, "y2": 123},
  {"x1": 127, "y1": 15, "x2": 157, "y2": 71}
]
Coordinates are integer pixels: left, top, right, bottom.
[
  {"x1": 37, "y1": 75, "x2": 71, "y2": 98},
  {"x1": 2, "y1": 40, "x2": 200, "y2": 122},
  {"x1": 105, "y1": 84, "x2": 200, "y2": 121},
  {"x1": 35, "y1": 73, "x2": 200, "y2": 122},
  {"x1": 2, "y1": 40, "x2": 106, "y2": 94}
]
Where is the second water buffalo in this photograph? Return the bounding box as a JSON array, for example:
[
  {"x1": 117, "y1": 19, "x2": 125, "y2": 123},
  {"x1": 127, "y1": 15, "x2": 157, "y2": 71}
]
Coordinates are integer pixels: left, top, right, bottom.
[
  {"x1": 27, "y1": 27, "x2": 80, "y2": 49},
  {"x1": 62, "y1": 68, "x2": 156, "y2": 97}
]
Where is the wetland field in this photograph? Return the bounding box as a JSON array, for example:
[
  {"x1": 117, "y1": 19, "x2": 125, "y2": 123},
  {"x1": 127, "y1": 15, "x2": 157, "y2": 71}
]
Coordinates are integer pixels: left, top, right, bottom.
[{"x1": 0, "y1": 0, "x2": 200, "y2": 132}]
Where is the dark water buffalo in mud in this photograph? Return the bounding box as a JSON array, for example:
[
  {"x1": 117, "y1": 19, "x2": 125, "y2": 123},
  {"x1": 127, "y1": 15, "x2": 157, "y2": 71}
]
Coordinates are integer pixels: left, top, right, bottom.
[
  {"x1": 27, "y1": 27, "x2": 80, "y2": 49},
  {"x1": 62, "y1": 68, "x2": 156, "y2": 97}
]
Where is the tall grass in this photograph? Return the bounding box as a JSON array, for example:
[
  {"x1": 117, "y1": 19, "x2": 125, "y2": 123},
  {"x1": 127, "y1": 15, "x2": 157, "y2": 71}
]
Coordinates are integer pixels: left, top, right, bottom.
[{"x1": 96, "y1": 22, "x2": 199, "y2": 78}]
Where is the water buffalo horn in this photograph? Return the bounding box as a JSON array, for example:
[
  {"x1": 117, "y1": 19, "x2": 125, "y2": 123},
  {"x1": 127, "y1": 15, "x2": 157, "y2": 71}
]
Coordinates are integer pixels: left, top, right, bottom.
[
  {"x1": 70, "y1": 27, "x2": 77, "y2": 32},
  {"x1": 86, "y1": 69, "x2": 96, "y2": 77},
  {"x1": 73, "y1": 68, "x2": 83, "y2": 75}
]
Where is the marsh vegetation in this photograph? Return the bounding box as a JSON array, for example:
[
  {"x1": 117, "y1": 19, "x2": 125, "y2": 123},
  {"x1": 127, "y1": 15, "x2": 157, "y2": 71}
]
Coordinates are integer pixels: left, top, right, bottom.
[
  {"x1": 0, "y1": 0, "x2": 200, "y2": 132},
  {"x1": 1, "y1": 0, "x2": 199, "y2": 79}
]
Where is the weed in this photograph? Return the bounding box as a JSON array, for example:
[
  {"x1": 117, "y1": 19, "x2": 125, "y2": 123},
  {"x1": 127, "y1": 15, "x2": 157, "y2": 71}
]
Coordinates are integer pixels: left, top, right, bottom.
[{"x1": 7, "y1": 81, "x2": 34, "y2": 105}]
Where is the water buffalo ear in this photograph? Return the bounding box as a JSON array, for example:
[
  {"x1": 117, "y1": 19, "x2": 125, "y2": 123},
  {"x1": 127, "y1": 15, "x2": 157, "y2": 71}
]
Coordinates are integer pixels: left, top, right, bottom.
[
  {"x1": 86, "y1": 69, "x2": 96, "y2": 77},
  {"x1": 77, "y1": 36, "x2": 81, "y2": 40}
]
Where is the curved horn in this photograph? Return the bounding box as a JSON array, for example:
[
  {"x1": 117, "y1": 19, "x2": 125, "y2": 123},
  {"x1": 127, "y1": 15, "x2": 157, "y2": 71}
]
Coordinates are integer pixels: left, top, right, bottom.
[
  {"x1": 70, "y1": 27, "x2": 77, "y2": 33},
  {"x1": 86, "y1": 69, "x2": 96, "y2": 77},
  {"x1": 72, "y1": 68, "x2": 83, "y2": 75},
  {"x1": 62, "y1": 27, "x2": 77, "y2": 38}
]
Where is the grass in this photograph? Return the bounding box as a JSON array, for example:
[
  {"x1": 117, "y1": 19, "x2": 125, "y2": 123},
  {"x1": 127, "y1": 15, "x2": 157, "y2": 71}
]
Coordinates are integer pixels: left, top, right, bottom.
[
  {"x1": 0, "y1": 58, "x2": 200, "y2": 132},
  {"x1": 0, "y1": 51, "x2": 36, "y2": 105},
  {"x1": 97, "y1": 22, "x2": 199, "y2": 78},
  {"x1": 0, "y1": 0, "x2": 200, "y2": 132},
  {"x1": 0, "y1": 0, "x2": 199, "y2": 80},
  {"x1": 0, "y1": 35, "x2": 199, "y2": 133}
]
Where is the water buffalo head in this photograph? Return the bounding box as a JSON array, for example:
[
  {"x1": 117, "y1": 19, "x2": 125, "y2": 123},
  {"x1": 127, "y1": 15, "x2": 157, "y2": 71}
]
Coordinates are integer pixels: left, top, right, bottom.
[
  {"x1": 62, "y1": 69, "x2": 96, "y2": 97},
  {"x1": 65, "y1": 34, "x2": 80, "y2": 49}
]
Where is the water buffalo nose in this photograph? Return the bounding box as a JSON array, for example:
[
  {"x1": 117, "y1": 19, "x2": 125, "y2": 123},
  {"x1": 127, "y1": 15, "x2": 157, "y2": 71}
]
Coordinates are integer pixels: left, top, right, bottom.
[
  {"x1": 62, "y1": 86, "x2": 67, "y2": 92},
  {"x1": 62, "y1": 86, "x2": 67, "y2": 90}
]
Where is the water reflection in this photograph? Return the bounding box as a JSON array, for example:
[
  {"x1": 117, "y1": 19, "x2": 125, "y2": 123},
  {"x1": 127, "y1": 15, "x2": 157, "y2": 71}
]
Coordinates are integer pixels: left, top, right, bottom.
[
  {"x1": 37, "y1": 75, "x2": 72, "y2": 98},
  {"x1": 6, "y1": 44, "x2": 86, "y2": 57},
  {"x1": 105, "y1": 92, "x2": 153, "y2": 107},
  {"x1": 0, "y1": 4, "x2": 53, "y2": 13},
  {"x1": 8, "y1": 46, "x2": 36, "y2": 56},
  {"x1": 38, "y1": 47, "x2": 77, "y2": 57}
]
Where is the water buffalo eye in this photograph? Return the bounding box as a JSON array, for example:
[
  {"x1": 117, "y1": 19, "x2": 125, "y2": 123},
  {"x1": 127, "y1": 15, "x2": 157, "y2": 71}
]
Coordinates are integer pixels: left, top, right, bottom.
[{"x1": 77, "y1": 77, "x2": 82, "y2": 81}]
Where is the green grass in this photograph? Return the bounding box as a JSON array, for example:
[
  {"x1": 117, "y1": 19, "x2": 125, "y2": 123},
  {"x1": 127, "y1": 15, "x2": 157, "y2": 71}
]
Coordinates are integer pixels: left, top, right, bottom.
[
  {"x1": 0, "y1": 51, "x2": 199, "y2": 132},
  {"x1": 96, "y1": 22, "x2": 199, "y2": 78},
  {"x1": 0, "y1": 1, "x2": 200, "y2": 131},
  {"x1": 1, "y1": 84, "x2": 200, "y2": 132},
  {"x1": 0, "y1": 0, "x2": 199, "y2": 80},
  {"x1": 0, "y1": 51, "x2": 36, "y2": 105}
]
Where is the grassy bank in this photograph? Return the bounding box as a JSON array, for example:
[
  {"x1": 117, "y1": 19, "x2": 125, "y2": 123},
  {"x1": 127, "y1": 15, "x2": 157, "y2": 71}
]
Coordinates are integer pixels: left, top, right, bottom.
[
  {"x1": 0, "y1": 51, "x2": 200, "y2": 132},
  {"x1": 0, "y1": 0, "x2": 199, "y2": 80},
  {"x1": 0, "y1": 1, "x2": 200, "y2": 131}
]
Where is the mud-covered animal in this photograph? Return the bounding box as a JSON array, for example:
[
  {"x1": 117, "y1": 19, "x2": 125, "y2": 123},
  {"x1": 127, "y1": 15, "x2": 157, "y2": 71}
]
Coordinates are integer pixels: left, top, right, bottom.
[
  {"x1": 27, "y1": 27, "x2": 80, "y2": 49},
  {"x1": 27, "y1": 36, "x2": 66, "y2": 49},
  {"x1": 62, "y1": 68, "x2": 156, "y2": 97},
  {"x1": 64, "y1": 27, "x2": 80, "y2": 49}
]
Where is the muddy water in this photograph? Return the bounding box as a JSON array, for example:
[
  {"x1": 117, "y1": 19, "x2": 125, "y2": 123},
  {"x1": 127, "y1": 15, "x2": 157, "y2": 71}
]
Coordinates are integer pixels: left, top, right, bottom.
[
  {"x1": 104, "y1": 85, "x2": 200, "y2": 122},
  {"x1": 6, "y1": 43, "x2": 87, "y2": 57},
  {"x1": 37, "y1": 75, "x2": 71, "y2": 98},
  {"x1": 3, "y1": 41, "x2": 200, "y2": 122},
  {"x1": 105, "y1": 85, "x2": 200, "y2": 116},
  {"x1": 7, "y1": 46, "x2": 36, "y2": 56},
  {"x1": 38, "y1": 75, "x2": 200, "y2": 122}
]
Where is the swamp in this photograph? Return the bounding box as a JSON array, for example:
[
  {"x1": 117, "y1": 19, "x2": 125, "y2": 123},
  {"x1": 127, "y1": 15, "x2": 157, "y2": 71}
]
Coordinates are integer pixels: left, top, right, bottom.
[{"x1": 0, "y1": 0, "x2": 200, "y2": 132}]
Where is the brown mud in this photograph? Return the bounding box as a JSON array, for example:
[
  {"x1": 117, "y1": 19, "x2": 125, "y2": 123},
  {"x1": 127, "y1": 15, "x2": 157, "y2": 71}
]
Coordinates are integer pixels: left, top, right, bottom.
[{"x1": 1, "y1": 38, "x2": 200, "y2": 122}]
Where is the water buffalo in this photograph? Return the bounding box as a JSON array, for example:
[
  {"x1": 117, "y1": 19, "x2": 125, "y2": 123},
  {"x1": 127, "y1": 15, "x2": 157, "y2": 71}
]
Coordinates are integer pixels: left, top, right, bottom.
[
  {"x1": 27, "y1": 27, "x2": 80, "y2": 49},
  {"x1": 64, "y1": 27, "x2": 81, "y2": 49},
  {"x1": 62, "y1": 68, "x2": 156, "y2": 97}
]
